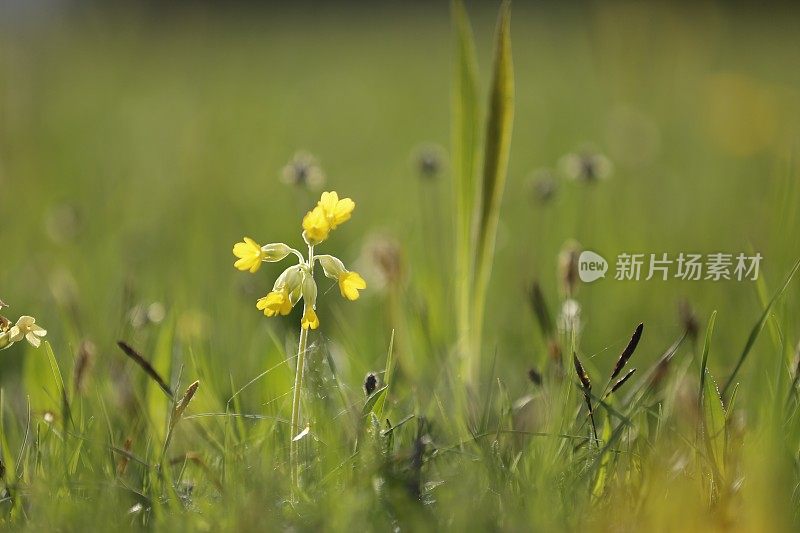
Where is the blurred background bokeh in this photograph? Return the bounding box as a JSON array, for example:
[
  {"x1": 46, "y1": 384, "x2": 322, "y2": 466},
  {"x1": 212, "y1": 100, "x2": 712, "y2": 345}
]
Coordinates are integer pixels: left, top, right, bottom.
[{"x1": 1, "y1": 1, "x2": 799, "y2": 402}]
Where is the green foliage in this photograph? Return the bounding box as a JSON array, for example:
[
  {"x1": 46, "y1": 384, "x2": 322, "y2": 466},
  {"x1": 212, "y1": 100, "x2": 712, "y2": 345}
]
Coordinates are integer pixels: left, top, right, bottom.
[{"x1": 0, "y1": 2, "x2": 799, "y2": 531}]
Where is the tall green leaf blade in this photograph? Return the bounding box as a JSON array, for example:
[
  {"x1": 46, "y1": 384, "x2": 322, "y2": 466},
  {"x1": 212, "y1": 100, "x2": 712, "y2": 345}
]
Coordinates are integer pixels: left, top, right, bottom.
[
  {"x1": 470, "y1": 0, "x2": 514, "y2": 378},
  {"x1": 701, "y1": 368, "x2": 727, "y2": 480},
  {"x1": 374, "y1": 329, "x2": 395, "y2": 419},
  {"x1": 147, "y1": 318, "x2": 175, "y2": 441},
  {"x1": 451, "y1": 0, "x2": 481, "y2": 359},
  {"x1": 699, "y1": 310, "x2": 717, "y2": 393},
  {"x1": 721, "y1": 258, "x2": 800, "y2": 398}
]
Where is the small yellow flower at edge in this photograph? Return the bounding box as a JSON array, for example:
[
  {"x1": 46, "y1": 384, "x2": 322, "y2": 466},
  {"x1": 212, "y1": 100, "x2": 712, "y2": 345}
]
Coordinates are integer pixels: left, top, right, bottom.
[{"x1": 8, "y1": 316, "x2": 47, "y2": 348}]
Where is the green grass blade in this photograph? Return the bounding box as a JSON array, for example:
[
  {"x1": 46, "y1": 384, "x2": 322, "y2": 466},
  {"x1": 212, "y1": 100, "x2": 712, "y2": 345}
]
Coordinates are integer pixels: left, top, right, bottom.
[
  {"x1": 701, "y1": 368, "x2": 726, "y2": 481},
  {"x1": 375, "y1": 329, "x2": 395, "y2": 420},
  {"x1": 147, "y1": 317, "x2": 175, "y2": 442},
  {"x1": 699, "y1": 311, "x2": 717, "y2": 393},
  {"x1": 362, "y1": 386, "x2": 388, "y2": 417},
  {"x1": 451, "y1": 0, "x2": 481, "y2": 362},
  {"x1": 721, "y1": 258, "x2": 800, "y2": 398},
  {"x1": 470, "y1": 0, "x2": 514, "y2": 380}
]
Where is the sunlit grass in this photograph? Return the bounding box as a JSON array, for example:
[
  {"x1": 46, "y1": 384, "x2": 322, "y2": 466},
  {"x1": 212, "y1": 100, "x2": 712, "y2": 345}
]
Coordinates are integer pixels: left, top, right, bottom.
[{"x1": 1, "y1": 1, "x2": 800, "y2": 530}]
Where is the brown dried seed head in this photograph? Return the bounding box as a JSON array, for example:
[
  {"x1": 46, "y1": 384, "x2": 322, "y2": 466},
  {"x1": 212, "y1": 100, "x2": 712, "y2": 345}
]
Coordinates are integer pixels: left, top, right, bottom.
[
  {"x1": 678, "y1": 299, "x2": 699, "y2": 340},
  {"x1": 172, "y1": 380, "x2": 200, "y2": 425},
  {"x1": 573, "y1": 353, "x2": 591, "y2": 390},
  {"x1": 73, "y1": 339, "x2": 96, "y2": 396},
  {"x1": 527, "y1": 281, "x2": 554, "y2": 338},
  {"x1": 558, "y1": 241, "x2": 581, "y2": 297},
  {"x1": 116, "y1": 341, "x2": 173, "y2": 398},
  {"x1": 117, "y1": 437, "x2": 133, "y2": 476},
  {"x1": 528, "y1": 367, "x2": 543, "y2": 386},
  {"x1": 609, "y1": 368, "x2": 637, "y2": 395},
  {"x1": 611, "y1": 323, "x2": 644, "y2": 379}
]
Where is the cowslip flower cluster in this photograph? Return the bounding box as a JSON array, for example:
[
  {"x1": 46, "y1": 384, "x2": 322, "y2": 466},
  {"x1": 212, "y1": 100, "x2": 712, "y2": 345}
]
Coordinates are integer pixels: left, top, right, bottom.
[
  {"x1": 0, "y1": 301, "x2": 47, "y2": 350},
  {"x1": 232, "y1": 191, "x2": 366, "y2": 330}
]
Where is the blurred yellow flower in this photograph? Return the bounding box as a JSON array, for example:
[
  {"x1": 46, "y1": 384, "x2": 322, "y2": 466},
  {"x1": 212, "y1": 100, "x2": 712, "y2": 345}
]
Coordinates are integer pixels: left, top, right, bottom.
[
  {"x1": 256, "y1": 290, "x2": 292, "y2": 317},
  {"x1": 8, "y1": 316, "x2": 47, "y2": 348},
  {"x1": 339, "y1": 272, "x2": 367, "y2": 301}
]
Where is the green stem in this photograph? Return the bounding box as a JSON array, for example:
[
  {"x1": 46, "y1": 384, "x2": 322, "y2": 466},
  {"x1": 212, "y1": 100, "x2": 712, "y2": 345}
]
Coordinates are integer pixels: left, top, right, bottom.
[
  {"x1": 290, "y1": 324, "x2": 309, "y2": 493},
  {"x1": 290, "y1": 243, "x2": 314, "y2": 495}
]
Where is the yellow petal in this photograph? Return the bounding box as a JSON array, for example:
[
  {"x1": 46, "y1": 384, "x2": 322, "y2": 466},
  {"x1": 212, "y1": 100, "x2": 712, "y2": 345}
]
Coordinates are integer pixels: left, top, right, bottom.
[
  {"x1": 332, "y1": 197, "x2": 355, "y2": 226},
  {"x1": 339, "y1": 272, "x2": 367, "y2": 301},
  {"x1": 302, "y1": 206, "x2": 331, "y2": 244},
  {"x1": 301, "y1": 307, "x2": 319, "y2": 330},
  {"x1": 319, "y1": 191, "x2": 339, "y2": 214}
]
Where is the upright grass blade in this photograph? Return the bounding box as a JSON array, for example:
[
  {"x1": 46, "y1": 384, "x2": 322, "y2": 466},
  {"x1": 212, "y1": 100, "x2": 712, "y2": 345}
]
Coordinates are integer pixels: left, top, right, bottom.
[
  {"x1": 697, "y1": 311, "x2": 726, "y2": 484},
  {"x1": 468, "y1": 0, "x2": 514, "y2": 383},
  {"x1": 44, "y1": 341, "x2": 72, "y2": 432},
  {"x1": 374, "y1": 329, "x2": 395, "y2": 419},
  {"x1": 451, "y1": 0, "x2": 481, "y2": 366},
  {"x1": 721, "y1": 258, "x2": 800, "y2": 399},
  {"x1": 0, "y1": 390, "x2": 21, "y2": 519},
  {"x1": 701, "y1": 368, "x2": 726, "y2": 483},
  {"x1": 699, "y1": 311, "x2": 717, "y2": 393}
]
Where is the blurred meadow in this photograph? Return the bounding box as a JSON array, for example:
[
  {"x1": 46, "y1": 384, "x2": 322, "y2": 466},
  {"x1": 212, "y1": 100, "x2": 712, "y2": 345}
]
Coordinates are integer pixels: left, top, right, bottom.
[{"x1": 1, "y1": 1, "x2": 800, "y2": 530}]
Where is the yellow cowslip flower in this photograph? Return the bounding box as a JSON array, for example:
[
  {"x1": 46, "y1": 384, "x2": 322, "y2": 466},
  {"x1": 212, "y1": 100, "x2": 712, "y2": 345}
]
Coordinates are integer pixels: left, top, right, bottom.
[
  {"x1": 301, "y1": 306, "x2": 319, "y2": 330},
  {"x1": 339, "y1": 272, "x2": 366, "y2": 301},
  {"x1": 233, "y1": 238, "x2": 292, "y2": 273},
  {"x1": 302, "y1": 206, "x2": 331, "y2": 245},
  {"x1": 317, "y1": 254, "x2": 367, "y2": 301},
  {"x1": 318, "y1": 191, "x2": 355, "y2": 229},
  {"x1": 233, "y1": 237, "x2": 264, "y2": 272},
  {"x1": 7, "y1": 316, "x2": 47, "y2": 348},
  {"x1": 256, "y1": 289, "x2": 293, "y2": 317},
  {"x1": 301, "y1": 191, "x2": 356, "y2": 245}
]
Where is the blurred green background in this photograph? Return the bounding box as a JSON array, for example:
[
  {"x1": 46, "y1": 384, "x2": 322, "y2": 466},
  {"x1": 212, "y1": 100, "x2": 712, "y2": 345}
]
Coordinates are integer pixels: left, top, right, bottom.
[{"x1": 1, "y1": 1, "x2": 799, "y2": 400}]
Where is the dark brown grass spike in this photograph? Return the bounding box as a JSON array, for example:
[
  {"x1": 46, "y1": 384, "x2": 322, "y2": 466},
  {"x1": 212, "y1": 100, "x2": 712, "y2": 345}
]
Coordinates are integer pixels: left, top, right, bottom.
[
  {"x1": 611, "y1": 323, "x2": 644, "y2": 379},
  {"x1": 572, "y1": 353, "x2": 597, "y2": 442},
  {"x1": 116, "y1": 341, "x2": 173, "y2": 398},
  {"x1": 527, "y1": 281, "x2": 554, "y2": 338},
  {"x1": 573, "y1": 353, "x2": 591, "y2": 391},
  {"x1": 607, "y1": 368, "x2": 637, "y2": 397}
]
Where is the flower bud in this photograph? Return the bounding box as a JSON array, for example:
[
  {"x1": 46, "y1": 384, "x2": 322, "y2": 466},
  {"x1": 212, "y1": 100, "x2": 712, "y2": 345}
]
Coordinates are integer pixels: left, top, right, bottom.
[
  {"x1": 261, "y1": 243, "x2": 292, "y2": 262},
  {"x1": 274, "y1": 265, "x2": 303, "y2": 297},
  {"x1": 302, "y1": 272, "x2": 318, "y2": 309},
  {"x1": 317, "y1": 255, "x2": 346, "y2": 280}
]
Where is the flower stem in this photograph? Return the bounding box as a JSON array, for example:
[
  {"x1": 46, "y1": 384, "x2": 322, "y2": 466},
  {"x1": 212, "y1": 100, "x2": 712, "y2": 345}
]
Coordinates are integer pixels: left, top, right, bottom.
[
  {"x1": 290, "y1": 323, "x2": 309, "y2": 494},
  {"x1": 290, "y1": 244, "x2": 314, "y2": 496}
]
